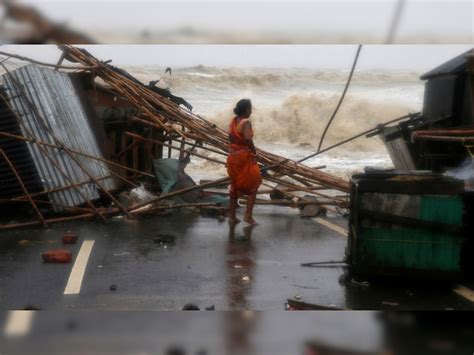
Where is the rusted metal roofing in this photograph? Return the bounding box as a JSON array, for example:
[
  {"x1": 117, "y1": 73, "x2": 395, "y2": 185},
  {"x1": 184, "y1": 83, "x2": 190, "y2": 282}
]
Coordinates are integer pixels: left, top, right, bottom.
[{"x1": 0, "y1": 64, "x2": 116, "y2": 211}]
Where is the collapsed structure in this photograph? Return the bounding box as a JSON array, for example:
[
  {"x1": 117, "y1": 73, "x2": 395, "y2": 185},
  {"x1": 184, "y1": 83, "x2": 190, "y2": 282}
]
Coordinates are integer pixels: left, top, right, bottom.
[
  {"x1": 0, "y1": 46, "x2": 351, "y2": 230},
  {"x1": 379, "y1": 49, "x2": 474, "y2": 172}
]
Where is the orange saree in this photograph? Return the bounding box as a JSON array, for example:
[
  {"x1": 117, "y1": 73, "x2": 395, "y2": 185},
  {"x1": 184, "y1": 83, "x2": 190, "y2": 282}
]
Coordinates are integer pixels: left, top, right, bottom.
[{"x1": 227, "y1": 117, "x2": 262, "y2": 198}]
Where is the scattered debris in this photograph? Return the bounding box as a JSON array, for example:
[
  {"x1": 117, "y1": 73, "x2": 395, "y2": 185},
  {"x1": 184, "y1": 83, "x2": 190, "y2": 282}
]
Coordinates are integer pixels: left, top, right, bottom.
[
  {"x1": 291, "y1": 284, "x2": 320, "y2": 290},
  {"x1": 153, "y1": 233, "x2": 176, "y2": 245},
  {"x1": 113, "y1": 252, "x2": 130, "y2": 257},
  {"x1": 24, "y1": 305, "x2": 41, "y2": 311},
  {"x1": 382, "y1": 301, "x2": 400, "y2": 307},
  {"x1": 62, "y1": 232, "x2": 78, "y2": 244},
  {"x1": 286, "y1": 299, "x2": 349, "y2": 310},
  {"x1": 0, "y1": 46, "x2": 350, "y2": 230},
  {"x1": 300, "y1": 204, "x2": 323, "y2": 218},
  {"x1": 182, "y1": 304, "x2": 200, "y2": 311},
  {"x1": 42, "y1": 249, "x2": 72, "y2": 263},
  {"x1": 130, "y1": 184, "x2": 154, "y2": 204},
  {"x1": 350, "y1": 279, "x2": 370, "y2": 287}
]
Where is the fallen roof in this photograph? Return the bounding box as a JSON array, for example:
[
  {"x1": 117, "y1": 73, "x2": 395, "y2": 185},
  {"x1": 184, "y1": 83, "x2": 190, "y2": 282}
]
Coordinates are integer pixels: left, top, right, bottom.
[{"x1": 0, "y1": 64, "x2": 116, "y2": 211}]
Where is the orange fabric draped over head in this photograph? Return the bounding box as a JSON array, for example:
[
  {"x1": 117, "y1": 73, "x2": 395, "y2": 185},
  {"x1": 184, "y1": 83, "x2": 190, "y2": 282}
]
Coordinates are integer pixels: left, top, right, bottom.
[{"x1": 227, "y1": 117, "x2": 262, "y2": 198}]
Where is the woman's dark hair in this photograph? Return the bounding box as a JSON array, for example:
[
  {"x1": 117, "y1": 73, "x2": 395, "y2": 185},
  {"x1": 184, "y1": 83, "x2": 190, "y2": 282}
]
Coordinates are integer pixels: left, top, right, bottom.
[{"x1": 233, "y1": 99, "x2": 252, "y2": 116}]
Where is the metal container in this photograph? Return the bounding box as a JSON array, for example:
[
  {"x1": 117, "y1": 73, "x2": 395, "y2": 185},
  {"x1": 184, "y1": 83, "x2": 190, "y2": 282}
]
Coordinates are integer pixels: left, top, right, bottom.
[{"x1": 347, "y1": 170, "x2": 468, "y2": 279}]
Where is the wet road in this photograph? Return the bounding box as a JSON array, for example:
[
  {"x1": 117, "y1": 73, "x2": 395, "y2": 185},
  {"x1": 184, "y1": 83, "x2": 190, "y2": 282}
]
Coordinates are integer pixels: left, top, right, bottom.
[
  {"x1": 0, "y1": 206, "x2": 473, "y2": 311},
  {"x1": 1, "y1": 311, "x2": 473, "y2": 355},
  {"x1": 0, "y1": 311, "x2": 385, "y2": 355}
]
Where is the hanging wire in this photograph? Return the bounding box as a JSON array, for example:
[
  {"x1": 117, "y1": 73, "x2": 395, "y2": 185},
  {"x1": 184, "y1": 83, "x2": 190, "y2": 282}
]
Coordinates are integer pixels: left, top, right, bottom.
[
  {"x1": 315, "y1": 44, "x2": 362, "y2": 154},
  {"x1": 386, "y1": 0, "x2": 406, "y2": 44}
]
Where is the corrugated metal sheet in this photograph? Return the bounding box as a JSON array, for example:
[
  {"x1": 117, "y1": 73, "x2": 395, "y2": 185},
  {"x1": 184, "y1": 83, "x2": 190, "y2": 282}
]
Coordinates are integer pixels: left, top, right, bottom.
[{"x1": 0, "y1": 64, "x2": 116, "y2": 211}]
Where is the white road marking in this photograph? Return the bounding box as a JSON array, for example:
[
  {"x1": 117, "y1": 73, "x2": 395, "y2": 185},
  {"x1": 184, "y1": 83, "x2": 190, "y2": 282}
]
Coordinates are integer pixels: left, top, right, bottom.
[
  {"x1": 313, "y1": 217, "x2": 348, "y2": 237},
  {"x1": 453, "y1": 284, "x2": 474, "y2": 303},
  {"x1": 4, "y1": 311, "x2": 34, "y2": 337},
  {"x1": 64, "y1": 240, "x2": 95, "y2": 295}
]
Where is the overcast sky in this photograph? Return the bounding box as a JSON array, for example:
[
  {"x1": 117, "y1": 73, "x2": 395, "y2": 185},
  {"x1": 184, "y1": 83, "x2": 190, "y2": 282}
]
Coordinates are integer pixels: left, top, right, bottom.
[
  {"x1": 0, "y1": 45, "x2": 472, "y2": 72},
  {"x1": 16, "y1": 0, "x2": 473, "y2": 39}
]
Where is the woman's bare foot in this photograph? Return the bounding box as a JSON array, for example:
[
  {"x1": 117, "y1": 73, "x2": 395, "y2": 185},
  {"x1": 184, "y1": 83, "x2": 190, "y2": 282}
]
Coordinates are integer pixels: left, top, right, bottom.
[
  {"x1": 229, "y1": 217, "x2": 241, "y2": 225},
  {"x1": 243, "y1": 216, "x2": 259, "y2": 226}
]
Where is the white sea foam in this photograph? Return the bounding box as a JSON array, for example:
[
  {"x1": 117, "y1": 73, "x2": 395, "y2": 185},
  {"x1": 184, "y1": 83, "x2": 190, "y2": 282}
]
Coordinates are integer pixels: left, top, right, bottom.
[{"x1": 128, "y1": 66, "x2": 421, "y2": 178}]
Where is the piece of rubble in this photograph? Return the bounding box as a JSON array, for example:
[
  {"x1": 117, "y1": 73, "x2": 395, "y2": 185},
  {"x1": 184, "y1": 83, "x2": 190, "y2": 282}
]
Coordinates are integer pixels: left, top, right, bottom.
[
  {"x1": 42, "y1": 249, "x2": 72, "y2": 263},
  {"x1": 62, "y1": 232, "x2": 78, "y2": 244},
  {"x1": 270, "y1": 184, "x2": 291, "y2": 201},
  {"x1": 117, "y1": 191, "x2": 132, "y2": 208},
  {"x1": 153, "y1": 233, "x2": 176, "y2": 245},
  {"x1": 301, "y1": 204, "x2": 322, "y2": 218},
  {"x1": 182, "y1": 304, "x2": 200, "y2": 311}
]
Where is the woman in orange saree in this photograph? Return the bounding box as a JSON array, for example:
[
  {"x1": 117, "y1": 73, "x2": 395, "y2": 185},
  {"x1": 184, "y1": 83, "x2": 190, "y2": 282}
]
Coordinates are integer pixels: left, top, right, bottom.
[{"x1": 227, "y1": 99, "x2": 262, "y2": 225}]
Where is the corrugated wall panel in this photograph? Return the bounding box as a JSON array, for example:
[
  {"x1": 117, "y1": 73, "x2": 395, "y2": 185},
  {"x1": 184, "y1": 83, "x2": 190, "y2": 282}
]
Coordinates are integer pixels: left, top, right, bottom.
[{"x1": 1, "y1": 65, "x2": 116, "y2": 211}]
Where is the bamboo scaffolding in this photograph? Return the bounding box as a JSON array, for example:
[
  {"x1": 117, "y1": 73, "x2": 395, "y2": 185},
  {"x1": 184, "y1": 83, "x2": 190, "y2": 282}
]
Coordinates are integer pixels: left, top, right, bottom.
[
  {"x1": 0, "y1": 46, "x2": 368, "y2": 229},
  {"x1": 60, "y1": 45, "x2": 351, "y2": 194}
]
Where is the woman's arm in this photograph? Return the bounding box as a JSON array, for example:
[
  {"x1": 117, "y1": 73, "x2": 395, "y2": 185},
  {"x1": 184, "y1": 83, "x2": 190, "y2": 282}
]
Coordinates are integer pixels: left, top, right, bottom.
[{"x1": 242, "y1": 121, "x2": 257, "y2": 154}]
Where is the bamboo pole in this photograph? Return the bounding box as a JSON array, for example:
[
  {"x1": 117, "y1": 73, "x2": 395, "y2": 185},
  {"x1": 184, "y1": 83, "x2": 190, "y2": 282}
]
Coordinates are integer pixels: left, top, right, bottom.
[
  {"x1": 0, "y1": 149, "x2": 47, "y2": 227},
  {"x1": 0, "y1": 130, "x2": 154, "y2": 178},
  {"x1": 8, "y1": 175, "x2": 112, "y2": 201},
  {"x1": 298, "y1": 112, "x2": 420, "y2": 164},
  {"x1": 125, "y1": 132, "x2": 227, "y2": 166},
  {"x1": 0, "y1": 50, "x2": 95, "y2": 70},
  {"x1": 265, "y1": 176, "x2": 348, "y2": 205},
  {"x1": 129, "y1": 176, "x2": 230, "y2": 212},
  {"x1": 0, "y1": 198, "x2": 94, "y2": 214},
  {"x1": 133, "y1": 202, "x2": 222, "y2": 215},
  {"x1": 239, "y1": 199, "x2": 347, "y2": 207}
]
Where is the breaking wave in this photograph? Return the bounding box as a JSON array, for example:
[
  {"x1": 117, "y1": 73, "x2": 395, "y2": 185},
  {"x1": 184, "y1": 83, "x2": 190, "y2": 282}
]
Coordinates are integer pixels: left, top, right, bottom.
[
  {"x1": 126, "y1": 66, "x2": 420, "y2": 154},
  {"x1": 208, "y1": 92, "x2": 414, "y2": 153},
  {"x1": 127, "y1": 66, "x2": 420, "y2": 92}
]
